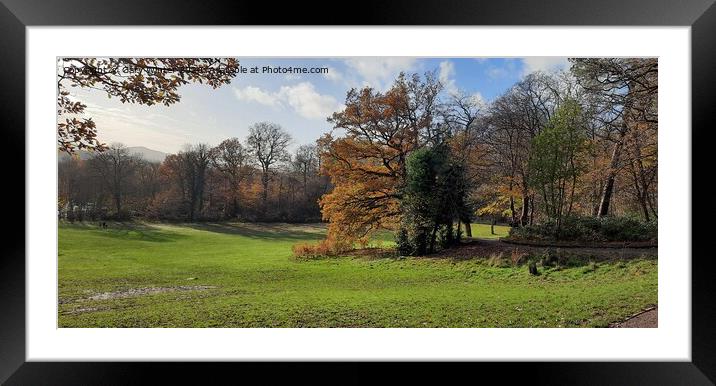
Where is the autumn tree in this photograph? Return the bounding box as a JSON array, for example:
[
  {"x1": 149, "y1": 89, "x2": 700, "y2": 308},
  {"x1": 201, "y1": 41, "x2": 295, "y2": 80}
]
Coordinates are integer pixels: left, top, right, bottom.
[
  {"x1": 475, "y1": 187, "x2": 513, "y2": 235},
  {"x1": 623, "y1": 120, "x2": 658, "y2": 221},
  {"x1": 569, "y1": 58, "x2": 657, "y2": 218},
  {"x1": 246, "y1": 122, "x2": 292, "y2": 218},
  {"x1": 319, "y1": 72, "x2": 442, "y2": 245},
  {"x1": 57, "y1": 58, "x2": 239, "y2": 153}
]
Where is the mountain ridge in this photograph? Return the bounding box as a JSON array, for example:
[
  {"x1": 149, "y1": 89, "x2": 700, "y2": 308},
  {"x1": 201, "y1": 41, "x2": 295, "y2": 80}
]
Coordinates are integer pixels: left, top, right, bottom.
[{"x1": 57, "y1": 146, "x2": 169, "y2": 163}]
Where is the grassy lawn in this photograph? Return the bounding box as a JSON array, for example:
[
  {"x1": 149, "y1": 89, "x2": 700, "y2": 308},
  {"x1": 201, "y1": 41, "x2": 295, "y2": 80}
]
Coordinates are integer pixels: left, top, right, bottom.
[
  {"x1": 58, "y1": 222, "x2": 657, "y2": 328},
  {"x1": 365, "y1": 223, "x2": 509, "y2": 247},
  {"x1": 468, "y1": 223, "x2": 510, "y2": 239}
]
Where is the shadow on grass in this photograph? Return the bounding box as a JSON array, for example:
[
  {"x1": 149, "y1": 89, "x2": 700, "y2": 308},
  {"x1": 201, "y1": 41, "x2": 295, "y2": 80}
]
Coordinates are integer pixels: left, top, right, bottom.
[
  {"x1": 183, "y1": 222, "x2": 326, "y2": 242},
  {"x1": 60, "y1": 221, "x2": 189, "y2": 243}
]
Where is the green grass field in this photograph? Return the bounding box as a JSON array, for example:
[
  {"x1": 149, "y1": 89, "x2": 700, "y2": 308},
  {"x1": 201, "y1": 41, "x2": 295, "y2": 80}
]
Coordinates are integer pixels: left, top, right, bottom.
[
  {"x1": 58, "y1": 222, "x2": 656, "y2": 328},
  {"x1": 468, "y1": 223, "x2": 510, "y2": 239}
]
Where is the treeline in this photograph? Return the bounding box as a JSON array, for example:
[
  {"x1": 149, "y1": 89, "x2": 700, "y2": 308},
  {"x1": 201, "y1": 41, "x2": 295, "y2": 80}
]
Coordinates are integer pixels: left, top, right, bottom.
[
  {"x1": 58, "y1": 122, "x2": 329, "y2": 222},
  {"x1": 312, "y1": 58, "x2": 657, "y2": 254},
  {"x1": 478, "y1": 59, "x2": 658, "y2": 226}
]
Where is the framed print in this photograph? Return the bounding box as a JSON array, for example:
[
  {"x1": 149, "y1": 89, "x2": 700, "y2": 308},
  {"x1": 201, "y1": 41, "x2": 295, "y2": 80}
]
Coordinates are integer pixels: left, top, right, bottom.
[{"x1": 3, "y1": 0, "x2": 716, "y2": 384}]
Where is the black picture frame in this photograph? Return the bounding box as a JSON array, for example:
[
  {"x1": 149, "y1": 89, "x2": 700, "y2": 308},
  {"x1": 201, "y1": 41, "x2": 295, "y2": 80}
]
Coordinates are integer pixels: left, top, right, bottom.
[{"x1": 2, "y1": 0, "x2": 714, "y2": 384}]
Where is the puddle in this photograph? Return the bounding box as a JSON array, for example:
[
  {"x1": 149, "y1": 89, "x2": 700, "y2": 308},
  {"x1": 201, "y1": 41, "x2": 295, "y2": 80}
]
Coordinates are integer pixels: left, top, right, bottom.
[
  {"x1": 86, "y1": 285, "x2": 217, "y2": 301},
  {"x1": 63, "y1": 306, "x2": 106, "y2": 315}
]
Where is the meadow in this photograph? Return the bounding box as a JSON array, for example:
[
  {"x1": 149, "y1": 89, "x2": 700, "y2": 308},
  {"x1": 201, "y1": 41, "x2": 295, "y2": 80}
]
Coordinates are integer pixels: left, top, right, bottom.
[{"x1": 58, "y1": 222, "x2": 656, "y2": 328}]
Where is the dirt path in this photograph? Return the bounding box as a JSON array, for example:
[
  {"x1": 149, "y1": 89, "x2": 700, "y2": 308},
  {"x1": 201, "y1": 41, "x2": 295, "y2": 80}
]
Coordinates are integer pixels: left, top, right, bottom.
[{"x1": 610, "y1": 307, "x2": 658, "y2": 328}]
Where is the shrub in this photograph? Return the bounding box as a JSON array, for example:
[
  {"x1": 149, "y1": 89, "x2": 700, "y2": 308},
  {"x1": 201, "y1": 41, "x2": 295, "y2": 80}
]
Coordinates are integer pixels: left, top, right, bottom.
[
  {"x1": 509, "y1": 215, "x2": 657, "y2": 242},
  {"x1": 540, "y1": 248, "x2": 558, "y2": 267},
  {"x1": 438, "y1": 224, "x2": 460, "y2": 249},
  {"x1": 510, "y1": 250, "x2": 528, "y2": 266},
  {"x1": 487, "y1": 252, "x2": 511, "y2": 268},
  {"x1": 528, "y1": 260, "x2": 539, "y2": 276},
  {"x1": 291, "y1": 237, "x2": 352, "y2": 259},
  {"x1": 396, "y1": 228, "x2": 412, "y2": 256}
]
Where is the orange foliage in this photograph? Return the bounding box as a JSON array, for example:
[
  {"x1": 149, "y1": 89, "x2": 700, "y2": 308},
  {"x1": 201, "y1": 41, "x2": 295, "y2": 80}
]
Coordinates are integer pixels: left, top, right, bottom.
[
  {"x1": 291, "y1": 235, "x2": 353, "y2": 258},
  {"x1": 317, "y1": 73, "x2": 440, "y2": 245}
]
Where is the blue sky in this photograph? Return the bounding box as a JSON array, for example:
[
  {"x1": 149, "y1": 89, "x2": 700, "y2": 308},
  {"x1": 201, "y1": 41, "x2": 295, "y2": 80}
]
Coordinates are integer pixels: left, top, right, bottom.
[{"x1": 71, "y1": 57, "x2": 569, "y2": 154}]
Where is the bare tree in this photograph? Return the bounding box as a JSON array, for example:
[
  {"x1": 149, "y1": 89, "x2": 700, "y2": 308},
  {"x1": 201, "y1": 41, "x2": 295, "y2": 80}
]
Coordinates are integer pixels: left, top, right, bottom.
[
  {"x1": 246, "y1": 122, "x2": 292, "y2": 217},
  {"x1": 484, "y1": 72, "x2": 560, "y2": 226},
  {"x1": 212, "y1": 138, "x2": 250, "y2": 218},
  {"x1": 176, "y1": 143, "x2": 213, "y2": 221},
  {"x1": 88, "y1": 143, "x2": 140, "y2": 216},
  {"x1": 440, "y1": 91, "x2": 484, "y2": 236},
  {"x1": 136, "y1": 160, "x2": 161, "y2": 212},
  {"x1": 292, "y1": 144, "x2": 318, "y2": 196},
  {"x1": 190, "y1": 143, "x2": 213, "y2": 221}
]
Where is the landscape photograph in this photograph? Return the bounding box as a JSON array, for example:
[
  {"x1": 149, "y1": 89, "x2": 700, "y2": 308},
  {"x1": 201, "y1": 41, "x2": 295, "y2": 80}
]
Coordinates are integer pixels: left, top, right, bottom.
[{"x1": 57, "y1": 57, "x2": 658, "y2": 328}]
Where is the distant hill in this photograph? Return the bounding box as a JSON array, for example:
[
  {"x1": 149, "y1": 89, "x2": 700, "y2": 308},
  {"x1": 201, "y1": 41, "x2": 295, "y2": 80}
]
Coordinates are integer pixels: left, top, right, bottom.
[
  {"x1": 126, "y1": 146, "x2": 168, "y2": 163},
  {"x1": 57, "y1": 146, "x2": 168, "y2": 163}
]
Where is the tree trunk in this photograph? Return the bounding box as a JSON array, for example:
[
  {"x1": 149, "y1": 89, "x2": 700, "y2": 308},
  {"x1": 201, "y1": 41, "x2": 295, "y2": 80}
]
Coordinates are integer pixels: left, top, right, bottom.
[
  {"x1": 598, "y1": 139, "x2": 624, "y2": 217},
  {"x1": 261, "y1": 171, "x2": 269, "y2": 218},
  {"x1": 520, "y1": 194, "x2": 530, "y2": 226},
  {"x1": 597, "y1": 176, "x2": 615, "y2": 217},
  {"x1": 647, "y1": 193, "x2": 658, "y2": 219},
  {"x1": 461, "y1": 216, "x2": 472, "y2": 237},
  {"x1": 303, "y1": 169, "x2": 308, "y2": 197},
  {"x1": 428, "y1": 225, "x2": 438, "y2": 254},
  {"x1": 509, "y1": 196, "x2": 516, "y2": 226},
  {"x1": 529, "y1": 195, "x2": 535, "y2": 225},
  {"x1": 640, "y1": 196, "x2": 651, "y2": 222},
  {"x1": 188, "y1": 196, "x2": 195, "y2": 221},
  {"x1": 636, "y1": 159, "x2": 652, "y2": 222},
  {"x1": 114, "y1": 193, "x2": 121, "y2": 215}
]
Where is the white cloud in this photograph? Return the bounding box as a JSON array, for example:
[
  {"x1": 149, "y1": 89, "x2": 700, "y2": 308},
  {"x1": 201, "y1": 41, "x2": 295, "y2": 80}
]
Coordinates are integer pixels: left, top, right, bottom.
[
  {"x1": 343, "y1": 57, "x2": 417, "y2": 90},
  {"x1": 77, "y1": 101, "x2": 193, "y2": 153},
  {"x1": 484, "y1": 59, "x2": 520, "y2": 80},
  {"x1": 486, "y1": 66, "x2": 508, "y2": 79},
  {"x1": 439, "y1": 60, "x2": 459, "y2": 96},
  {"x1": 278, "y1": 82, "x2": 342, "y2": 120},
  {"x1": 233, "y1": 86, "x2": 280, "y2": 107},
  {"x1": 522, "y1": 57, "x2": 569, "y2": 75},
  {"x1": 233, "y1": 82, "x2": 342, "y2": 120},
  {"x1": 323, "y1": 67, "x2": 343, "y2": 82}
]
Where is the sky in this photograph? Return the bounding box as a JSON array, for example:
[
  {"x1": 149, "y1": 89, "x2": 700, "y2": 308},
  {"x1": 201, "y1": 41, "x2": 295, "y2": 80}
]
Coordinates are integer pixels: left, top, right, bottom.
[{"x1": 69, "y1": 57, "x2": 569, "y2": 154}]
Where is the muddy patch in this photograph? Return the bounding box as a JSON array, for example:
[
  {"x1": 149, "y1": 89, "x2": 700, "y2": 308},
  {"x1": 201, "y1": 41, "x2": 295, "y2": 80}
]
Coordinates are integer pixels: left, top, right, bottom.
[
  {"x1": 62, "y1": 306, "x2": 110, "y2": 315},
  {"x1": 86, "y1": 285, "x2": 216, "y2": 301}
]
